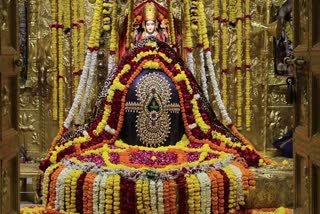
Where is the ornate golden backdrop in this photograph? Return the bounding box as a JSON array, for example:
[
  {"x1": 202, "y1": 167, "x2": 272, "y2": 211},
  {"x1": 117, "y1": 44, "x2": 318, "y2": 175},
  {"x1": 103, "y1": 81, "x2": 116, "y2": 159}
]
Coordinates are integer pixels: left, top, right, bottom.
[{"x1": 18, "y1": 0, "x2": 293, "y2": 160}]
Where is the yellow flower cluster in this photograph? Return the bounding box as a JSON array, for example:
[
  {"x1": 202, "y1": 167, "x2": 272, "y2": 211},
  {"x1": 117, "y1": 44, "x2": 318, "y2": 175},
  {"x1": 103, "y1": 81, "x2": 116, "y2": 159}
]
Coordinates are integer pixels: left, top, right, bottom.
[
  {"x1": 143, "y1": 61, "x2": 160, "y2": 69},
  {"x1": 183, "y1": 0, "x2": 193, "y2": 49},
  {"x1": 174, "y1": 67, "x2": 193, "y2": 93},
  {"x1": 88, "y1": 0, "x2": 103, "y2": 48},
  {"x1": 109, "y1": 0, "x2": 118, "y2": 52}
]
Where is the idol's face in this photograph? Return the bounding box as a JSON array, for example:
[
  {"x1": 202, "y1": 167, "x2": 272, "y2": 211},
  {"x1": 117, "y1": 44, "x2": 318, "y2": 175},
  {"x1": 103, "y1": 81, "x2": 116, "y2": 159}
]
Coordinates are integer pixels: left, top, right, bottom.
[{"x1": 145, "y1": 20, "x2": 156, "y2": 34}]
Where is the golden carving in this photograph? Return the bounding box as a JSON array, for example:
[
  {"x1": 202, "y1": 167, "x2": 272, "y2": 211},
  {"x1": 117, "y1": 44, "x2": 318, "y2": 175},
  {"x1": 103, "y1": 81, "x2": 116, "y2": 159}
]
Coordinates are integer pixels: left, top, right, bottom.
[
  {"x1": 1, "y1": 168, "x2": 9, "y2": 211},
  {"x1": 0, "y1": 0, "x2": 11, "y2": 31}
]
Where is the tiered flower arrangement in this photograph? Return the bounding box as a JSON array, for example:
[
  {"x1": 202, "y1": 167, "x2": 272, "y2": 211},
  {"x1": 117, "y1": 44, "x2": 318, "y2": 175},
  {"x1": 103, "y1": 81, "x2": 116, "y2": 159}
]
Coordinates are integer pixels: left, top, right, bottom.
[{"x1": 41, "y1": 38, "x2": 266, "y2": 213}]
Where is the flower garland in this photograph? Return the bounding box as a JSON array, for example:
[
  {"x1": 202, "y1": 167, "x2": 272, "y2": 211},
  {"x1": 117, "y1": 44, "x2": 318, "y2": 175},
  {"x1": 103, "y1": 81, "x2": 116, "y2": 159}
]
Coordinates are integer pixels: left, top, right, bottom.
[
  {"x1": 236, "y1": 0, "x2": 243, "y2": 130},
  {"x1": 47, "y1": 166, "x2": 64, "y2": 208},
  {"x1": 57, "y1": 0, "x2": 64, "y2": 126},
  {"x1": 63, "y1": 0, "x2": 71, "y2": 33},
  {"x1": 183, "y1": 0, "x2": 195, "y2": 75},
  {"x1": 221, "y1": 0, "x2": 229, "y2": 108},
  {"x1": 109, "y1": 0, "x2": 118, "y2": 53},
  {"x1": 126, "y1": 0, "x2": 133, "y2": 49},
  {"x1": 113, "y1": 174, "x2": 121, "y2": 214},
  {"x1": 197, "y1": 172, "x2": 211, "y2": 214},
  {"x1": 245, "y1": 0, "x2": 251, "y2": 131},
  {"x1": 83, "y1": 173, "x2": 96, "y2": 214},
  {"x1": 55, "y1": 168, "x2": 71, "y2": 211},
  {"x1": 197, "y1": 0, "x2": 209, "y2": 101},
  {"x1": 51, "y1": 0, "x2": 58, "y2": 120},
  {"x1": 149, "y1": 180, "x2": 158, "y2": 214},
  {"x1": 167, "y1": 0, "x2": 176, "y2": 46},
  {"x1": 135, "y1": 179, "x2": 144, "y2": 214},
  {"x1": 105, "y1": 175, "x2": 114, "y2": 213},
  {"x1": 98, "y1": 174, "x2": 107, "y2": 213},
  {"x1": 157, "y1": 180, "x2": 165, "y2": 214},
  {"x1": 213, "y1": 0, "x2": 220, "y2": 64},
  {"x1": 142, "y1": 179, "x2": 151, "y2": 213},
  {"x1": 102, "y1": 1, "x2": 113, "y2": 32},
  {"x1": 42, "y1": 163, "x2": 62, "y2": 207},
  {"x1": 229, "y1": 0, "x2": 236, "y2": 27},
  {"x1": 79, "y1": 0, "x2": 85, "y2": 73},
  {"x1": 72, "y1": 0, "x2": 79, "y2": 96}
]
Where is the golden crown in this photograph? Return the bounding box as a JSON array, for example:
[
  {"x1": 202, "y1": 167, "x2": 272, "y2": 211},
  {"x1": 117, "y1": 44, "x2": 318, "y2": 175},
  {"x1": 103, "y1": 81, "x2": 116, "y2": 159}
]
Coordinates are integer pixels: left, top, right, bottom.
[{"x1": 144, "y1": 2, "x2": 158, "y2": 21}]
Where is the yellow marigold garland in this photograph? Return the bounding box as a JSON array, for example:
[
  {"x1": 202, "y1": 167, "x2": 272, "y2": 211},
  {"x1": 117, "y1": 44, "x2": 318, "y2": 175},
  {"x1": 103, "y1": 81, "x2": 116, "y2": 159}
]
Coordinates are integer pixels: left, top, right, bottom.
[
  {"x1": 245, "y1": 0, "x2": 251, "y2": 131},
  {"x1": 183, "y1": 0, "x2": 193, "y2": 50},
  {"x1": 213, "y1": 0, "x2": 220, "y2": 64},
  {"x1": 88, "y1": 0, "x2": 103, "y2": 48},
  {"x1": 221, "y1": 0, "x2": 228, "y2": 108},
  {"x1": 113, "y1": 174, "x2": 121, "y2": 214},
  {"x1": 72, "y1": 0, "x2": 79, "y2": 96},
  {"x1": 63, "y1": 0, "x2": 71, "y2": 32},
  {"x1": 126, "y1": 0, "x2": 133, "y2": 49},
  {"x1": 236, "y1": 0, "x2": 243, "y2": 130},
  {"x1": 136, "y1": 179, "x2": 144, "y2": 213},
  {"x1": 79, "y1": 0, "x2": 85, "y2": 69},
  {"x1": 57, "y1": 0, "x2": 64, "y2": 126},
  {"x1": 229, "y1": 0, "x2": 236, "y2": 26},
  {"x1": 109, "y1": 0, "x2": 118, "y2": 52},
  {"x1": 105, "y1": 175, "x2": 114, "y2": 213},
  {"x1": 167, "y1": 0, "x2": 176, "y2": 46},
  {"x1": 51, "y1": 0, "x2": 58, "y2": 120}
]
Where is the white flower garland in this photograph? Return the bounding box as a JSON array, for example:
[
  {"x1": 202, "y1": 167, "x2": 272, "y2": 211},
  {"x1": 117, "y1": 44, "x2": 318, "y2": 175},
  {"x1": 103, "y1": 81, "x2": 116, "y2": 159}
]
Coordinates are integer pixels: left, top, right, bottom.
[
  {"x1": 187, "y1": 51, "x2": 195, "y2": 76},
  {"x1": 93, "y1": 174, "x2": 102, "y2": 214},
  {"x1": 55, "y1": 168, "x2": 72, "y2": 211},
  {"x1": 149, "y1": 180, "x2": 158, "y2": 214},
  {"x1": 229, "y1": 164, "x2": 245, "y2": 205},
  {"x1": 197, "y1": 172, "x2": 212, "y2": 214},
  {"x1": 205, "y1": 51, "x2": 232, "y2": 125},
  {"x1": 64, "y1": 50, "x2": 92, "y2": 128},
  {"x1": 156, "y1": 180, "x2": 164, "y2": 214},
  {"x1": 76, "y1": 51, "x2": 98, "y2": 124},
  {"x1": 200, "y1": 49, "x2": 209, "y2": 101},
  {"x1": 99, "y1": 174, "x2": 108, "y2": 213},
  {"x1": 108, "y1": 54, "x2": 115, "y2": 75}
]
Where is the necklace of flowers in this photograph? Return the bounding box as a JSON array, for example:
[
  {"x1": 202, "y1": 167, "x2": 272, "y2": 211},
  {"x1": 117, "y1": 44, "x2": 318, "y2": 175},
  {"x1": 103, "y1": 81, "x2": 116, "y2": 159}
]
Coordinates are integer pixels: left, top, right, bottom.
[
  {"x1": 55, "y1": 167, "x2": 71, "y2": 211},
  {"x1": 126, "y1": 0, "x2": 133, "y2": 50},
  {"x1": 42, "y1": 162, "x2": 62, "y2": 207},
  {"x1": 245, "y1": 0, "x2": 251, "y2": 131},
  {"x1": 236, "y1": 0, "x2": 243, "y2": 130}
]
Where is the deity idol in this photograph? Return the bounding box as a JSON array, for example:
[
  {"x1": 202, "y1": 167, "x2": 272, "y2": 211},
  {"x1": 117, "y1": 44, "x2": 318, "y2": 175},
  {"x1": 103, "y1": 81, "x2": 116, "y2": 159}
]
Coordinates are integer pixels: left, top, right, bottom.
[{"x1": 39, "y1": 1, "x2": 268, "y2": 213}]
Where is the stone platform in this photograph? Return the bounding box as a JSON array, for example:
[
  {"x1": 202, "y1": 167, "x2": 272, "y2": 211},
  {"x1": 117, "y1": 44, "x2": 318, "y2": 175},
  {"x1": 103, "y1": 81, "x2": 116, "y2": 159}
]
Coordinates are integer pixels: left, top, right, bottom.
[{"x1": 245, "y1": 157, "x2": 293, "y2": 208}]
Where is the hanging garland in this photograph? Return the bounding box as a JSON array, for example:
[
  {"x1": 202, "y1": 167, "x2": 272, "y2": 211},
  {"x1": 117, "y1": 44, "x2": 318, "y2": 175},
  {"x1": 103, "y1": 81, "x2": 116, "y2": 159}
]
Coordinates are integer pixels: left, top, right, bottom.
[
  {"x1": 72, "y1": 0, "x2": 79, "y2": 96},
  {"x1": 167, "y1": 0, "x2": 176, "y2": 47},
  {"x1": 126, "y1": 0, "x2": 133, "y2": 50},
  {"x1": 229, "y1": 0, "x2": 236, "y2": 27},
  {"x1": 51, "y1": 0, "x2": 58, "y2": 120},
  {"x1": 221, "y1": 0, "x2": 228, "y2": 108},
  {"x1": 236, "y1": 0, "x2": 243, "y2": 130},
  {"x1": 245, "y1": 0, "x2": 251, "y2": 131},
  {"x1": 183, "y1": 0, "x2": 194, "y2": 75},
  {"x1": 79, "y1": 0, "x2": 85, "y2": 74},
  {"x1": 57, "y1": 0, "x2": 65, "y2": 126},
  {"x1": 213, "y1": 0, "x2": 219, "y2": 64}
]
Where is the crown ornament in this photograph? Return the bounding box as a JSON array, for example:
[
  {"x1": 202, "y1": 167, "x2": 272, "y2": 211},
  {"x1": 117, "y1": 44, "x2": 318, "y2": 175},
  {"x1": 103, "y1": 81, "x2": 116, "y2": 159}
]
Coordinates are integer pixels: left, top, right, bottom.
[{"x1": 144, "y1": 2, "x2": 158, "y2": 21}]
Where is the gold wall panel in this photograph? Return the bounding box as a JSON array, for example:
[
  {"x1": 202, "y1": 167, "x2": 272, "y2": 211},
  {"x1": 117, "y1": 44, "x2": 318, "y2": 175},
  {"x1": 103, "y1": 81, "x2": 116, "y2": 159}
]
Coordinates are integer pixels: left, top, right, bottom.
[{"x1": 19, "y1": 0, "x2": 294, "y2": 159}]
